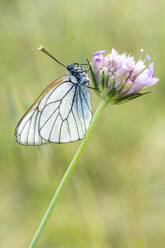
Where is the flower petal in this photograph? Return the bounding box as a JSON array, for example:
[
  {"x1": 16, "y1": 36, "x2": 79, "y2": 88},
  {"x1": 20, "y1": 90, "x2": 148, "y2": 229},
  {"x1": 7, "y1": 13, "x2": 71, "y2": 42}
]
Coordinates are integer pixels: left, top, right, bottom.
[
  {"x1": 93, "y1": 51, "x2": 107, "y2": 57},
  {"x1": 148, "y1": 62, "x2": 154, "y2": 77}
]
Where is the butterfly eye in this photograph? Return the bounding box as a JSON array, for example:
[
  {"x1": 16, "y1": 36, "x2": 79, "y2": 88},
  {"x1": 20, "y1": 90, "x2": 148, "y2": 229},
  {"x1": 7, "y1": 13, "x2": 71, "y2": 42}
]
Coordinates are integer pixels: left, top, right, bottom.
[{"x1": 67, "y1": 64, "x2": 74, "y2": 71}]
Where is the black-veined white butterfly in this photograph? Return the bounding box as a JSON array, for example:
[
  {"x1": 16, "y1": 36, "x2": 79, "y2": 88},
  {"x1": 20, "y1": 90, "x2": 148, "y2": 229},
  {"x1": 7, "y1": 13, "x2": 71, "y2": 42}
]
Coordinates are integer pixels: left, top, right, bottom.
[{"x1": 14, "y1": 46, "x2": 93, "y2": 145}]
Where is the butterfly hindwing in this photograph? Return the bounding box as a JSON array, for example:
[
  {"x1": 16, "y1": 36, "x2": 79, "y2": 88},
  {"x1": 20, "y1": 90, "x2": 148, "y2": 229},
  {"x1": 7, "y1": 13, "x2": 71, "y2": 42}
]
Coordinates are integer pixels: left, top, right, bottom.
[{"x1": 39, "y1": 82, "x2": 92, "y2": 143}]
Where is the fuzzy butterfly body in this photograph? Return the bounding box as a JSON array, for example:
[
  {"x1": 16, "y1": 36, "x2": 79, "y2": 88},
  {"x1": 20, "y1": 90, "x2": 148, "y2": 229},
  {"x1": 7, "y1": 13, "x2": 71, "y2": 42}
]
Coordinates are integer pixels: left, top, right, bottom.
[{"x1": 14, "y1": 50, "x2": 92, "y2": 146}]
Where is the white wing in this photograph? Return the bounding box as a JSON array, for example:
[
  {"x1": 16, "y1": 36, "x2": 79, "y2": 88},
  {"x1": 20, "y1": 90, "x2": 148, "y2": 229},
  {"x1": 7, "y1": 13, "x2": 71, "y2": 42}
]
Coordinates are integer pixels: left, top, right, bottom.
[
  {"x1": 14, "y1": 76, "x2": 68, "y2": 145},
  {"x1": 14, "y1": 107, "x2": 47, "y2": 145},
  {"x1": 14, "y1": 76, "x2": 92, "y2": 145},
  {"x1": 39, "y1": 82, "x2": 92, "y2": 143}
]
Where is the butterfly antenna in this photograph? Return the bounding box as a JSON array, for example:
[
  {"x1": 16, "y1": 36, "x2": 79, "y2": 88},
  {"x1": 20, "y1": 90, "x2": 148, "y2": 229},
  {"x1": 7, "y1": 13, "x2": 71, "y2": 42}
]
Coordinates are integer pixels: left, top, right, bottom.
[{"x1": 38, "y1": 46, "x2": 66, "y2": 68}]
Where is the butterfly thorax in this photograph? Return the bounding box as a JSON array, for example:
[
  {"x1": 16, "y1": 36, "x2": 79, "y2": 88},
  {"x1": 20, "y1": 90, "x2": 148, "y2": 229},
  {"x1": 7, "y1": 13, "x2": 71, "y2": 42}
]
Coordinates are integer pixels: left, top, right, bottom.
[{"x1": 67, "y1": 63, "x2": 89, "y2": 85}]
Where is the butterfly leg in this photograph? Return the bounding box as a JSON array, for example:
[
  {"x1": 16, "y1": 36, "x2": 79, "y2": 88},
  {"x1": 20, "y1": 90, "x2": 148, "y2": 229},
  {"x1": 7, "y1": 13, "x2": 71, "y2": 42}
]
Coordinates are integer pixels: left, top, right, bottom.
[
  {"x1": 82, "y1": 84, "x2": 101, "y2": 92},
  {"x1": 76, "y1": 68, "x2": 90, "y2": 73},
  {"x1": 80, "y1": 63, "x2": 88, "y2": 66},
  {"x1": 79, "y1": 63, "x2": 89, "y2": 72}
]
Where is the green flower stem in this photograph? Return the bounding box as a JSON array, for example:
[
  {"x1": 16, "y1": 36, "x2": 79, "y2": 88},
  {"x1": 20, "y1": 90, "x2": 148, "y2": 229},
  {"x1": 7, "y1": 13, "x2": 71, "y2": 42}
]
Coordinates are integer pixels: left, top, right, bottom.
[{"x1": 29, "y1": 98, "x2": 109, "y2": 248}]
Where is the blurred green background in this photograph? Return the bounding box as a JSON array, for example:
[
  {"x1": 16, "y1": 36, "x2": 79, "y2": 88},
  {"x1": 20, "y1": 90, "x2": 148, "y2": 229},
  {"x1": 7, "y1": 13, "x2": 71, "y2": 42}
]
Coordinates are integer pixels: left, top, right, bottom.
[{"x1": 1, "y1": 0, "x2": 165, "y2": 247}]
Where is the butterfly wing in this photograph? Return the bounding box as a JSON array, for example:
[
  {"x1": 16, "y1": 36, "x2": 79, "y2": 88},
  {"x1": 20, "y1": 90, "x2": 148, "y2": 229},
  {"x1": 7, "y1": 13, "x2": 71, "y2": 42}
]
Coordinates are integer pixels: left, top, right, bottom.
[
  {"x1": 15, "y1": 76, "x2": 92, "y2": 145},
  {"x1": 14, "y1": 76, "x2": 68, "y2": 145},
  {"x1": 39, "y1": 82, "x2": 92, "y2": 143}
]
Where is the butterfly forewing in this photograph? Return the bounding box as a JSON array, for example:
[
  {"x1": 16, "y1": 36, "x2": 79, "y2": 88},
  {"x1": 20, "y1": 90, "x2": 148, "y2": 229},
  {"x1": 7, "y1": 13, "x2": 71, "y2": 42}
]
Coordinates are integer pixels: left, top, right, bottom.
[
  {"x1": 14, "y1": 75, "x2": 92, "y2": 145},
  {"x1": 14, "y1": 76, "x2": 68, "y2": 145}
]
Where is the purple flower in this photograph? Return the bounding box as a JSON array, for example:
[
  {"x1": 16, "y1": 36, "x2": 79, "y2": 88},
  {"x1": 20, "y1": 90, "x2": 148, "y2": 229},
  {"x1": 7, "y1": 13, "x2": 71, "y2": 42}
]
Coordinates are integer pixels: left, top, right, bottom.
[{"x1": 91, "y1": 48, "x2": 159, "y2": 104}]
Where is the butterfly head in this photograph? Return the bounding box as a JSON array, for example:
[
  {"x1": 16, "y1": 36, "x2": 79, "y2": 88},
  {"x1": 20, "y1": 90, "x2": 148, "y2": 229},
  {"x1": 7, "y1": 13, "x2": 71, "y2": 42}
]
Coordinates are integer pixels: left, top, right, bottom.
[{"x1": 67, "y1": 63, "x2": 80, "y2": 73}]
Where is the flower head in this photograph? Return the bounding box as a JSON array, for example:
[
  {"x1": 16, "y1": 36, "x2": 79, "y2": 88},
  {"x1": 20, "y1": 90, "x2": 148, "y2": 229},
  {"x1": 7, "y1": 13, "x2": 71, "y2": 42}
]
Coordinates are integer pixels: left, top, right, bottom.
[{"x1": 90, "y1": 49, "x2": 159, "y2": 104}]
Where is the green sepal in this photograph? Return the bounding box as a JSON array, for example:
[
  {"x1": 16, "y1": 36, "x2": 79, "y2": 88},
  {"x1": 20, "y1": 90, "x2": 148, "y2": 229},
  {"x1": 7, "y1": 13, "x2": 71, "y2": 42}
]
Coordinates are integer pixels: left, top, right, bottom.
[
  {"x1": 110, "y1": 91, "x2": 152, "y2": 105},
  {"x1": 87, "y1": 59, "x2": 99, "y2": 92},
  {"x1": 108, "y1": 84, "x2": 116, "y2": 97},
  {"x1": 100, "y1": 71, "x2": 105, "y2": 92}
]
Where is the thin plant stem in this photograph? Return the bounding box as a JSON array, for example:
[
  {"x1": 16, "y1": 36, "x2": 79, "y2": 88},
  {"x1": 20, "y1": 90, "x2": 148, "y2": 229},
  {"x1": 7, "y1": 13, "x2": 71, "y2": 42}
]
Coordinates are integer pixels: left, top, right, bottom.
[{"x1": 29, "y1": 98, "x2": 109, "y2": 248}]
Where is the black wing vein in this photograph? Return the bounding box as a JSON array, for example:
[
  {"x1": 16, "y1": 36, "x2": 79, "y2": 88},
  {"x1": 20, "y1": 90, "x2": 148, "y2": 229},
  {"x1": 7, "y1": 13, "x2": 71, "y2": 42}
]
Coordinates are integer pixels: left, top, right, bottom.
[
  {"x1": 79, "y1": 88, "x2": 86, "y2": 131},
  {"x1": 80, "y1": 87, "x2": 92, "y2": 113},
  {"x1": 75, "y1": 87, "x2": 84, "y2": 136}
]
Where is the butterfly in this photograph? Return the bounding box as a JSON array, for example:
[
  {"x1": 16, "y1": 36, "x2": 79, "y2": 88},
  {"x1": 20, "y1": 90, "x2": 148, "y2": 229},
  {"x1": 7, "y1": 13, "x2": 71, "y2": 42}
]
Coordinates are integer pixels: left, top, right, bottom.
[{"x1": 14, "y1": 46, "x2": 93, "y2": 145}]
